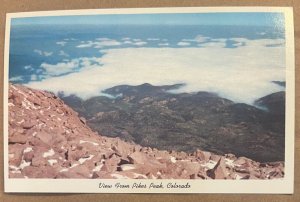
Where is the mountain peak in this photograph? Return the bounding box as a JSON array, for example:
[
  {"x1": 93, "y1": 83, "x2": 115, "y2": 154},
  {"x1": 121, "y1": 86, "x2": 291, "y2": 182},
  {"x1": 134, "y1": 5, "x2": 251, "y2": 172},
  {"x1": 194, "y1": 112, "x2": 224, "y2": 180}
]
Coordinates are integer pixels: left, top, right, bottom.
[{"x1": 8, "y1": 84, "x2": 284, "y2": 179}]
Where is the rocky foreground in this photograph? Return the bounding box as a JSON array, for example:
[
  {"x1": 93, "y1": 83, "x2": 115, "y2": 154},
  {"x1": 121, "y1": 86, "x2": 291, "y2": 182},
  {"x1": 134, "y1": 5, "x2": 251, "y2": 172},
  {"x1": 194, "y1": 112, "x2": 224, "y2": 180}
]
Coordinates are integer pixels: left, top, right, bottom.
[{"x1": 8, "y1": 84, "x2": 284, "y2": 179}]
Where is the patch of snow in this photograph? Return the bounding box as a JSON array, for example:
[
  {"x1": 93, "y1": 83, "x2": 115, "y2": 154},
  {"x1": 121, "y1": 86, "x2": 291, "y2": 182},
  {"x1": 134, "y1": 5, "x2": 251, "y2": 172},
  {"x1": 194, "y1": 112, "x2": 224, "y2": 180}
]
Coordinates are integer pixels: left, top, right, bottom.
[
  {"x1": 79, "y1": 140, "x2": 99, "y2": 146},
  {"x1": 121, "y1": 164, "x2": 136, "y2": 171},
  {"x1": 9, "y1": 165, "x2": 19, "y2": 171},
  {"x1": 17, "y1": 119, "x2": 24, "y2": 124},
  {"x1": 133, "y1": 173, "x2": 147, "y2": 179},
  {"x1": 43, "y1": 148, "x2": 55, "y2": 158},
  {"x1": 11, "y1": 170, "x2": 21, "y2": 174},
  {"x1": 11, "y1": 85, "x2": 18, "y2": 90},
  {"x1": 22, "y1": 101, "x2": 30, "y2": 110},
  {"x1": 70, "y1": 163, "x2": 79, "y2": 168},
  {"x1": 8, "y1": 103, "x2": 15, "y2": 107},
  {"x1": 225, "y1": 158, "x2": 241, "y2": 167},
  {"x1": 23, "y1": 147, "x2": 33, "y2": 153},
  {"x1": 48, "y1": 159, "x2": 58, "y2": 166},
  {"x1": 22, "y1": 98, "x2": 38, "y2": 110},
  {"x1": 92, "y1": 159, "x2": 105, "y2": 172},
  {"x1": 111, "y1": 173, "x2": 129, "y2": 179},
  {"x1": 170, "y1": 156, "x2": 177, "y2": 163},
  {"x1": 225, "y1": 158, "x2": 235, "y2": 167},
  {"x1": 19, "y1": 160, "x2": 31, "y2": 169},
  {"x1": 235, "y1": 174, "x2": 243, "y2": 180},
  {"x1": 59, "y1": 168, "x2": 69, "y2": 172},
  {"x1": 93, "y1": 164, "x2": 103, "y2": 172},
  {"x1": 201, "y1": 160, "x2": 217, "y2": 170},
  {"x1": 78, "y1": 155, "x2": 94, "y2": 164},
  {"x1": 17, "y1": 90, "x2": 27, "y2": 97}
]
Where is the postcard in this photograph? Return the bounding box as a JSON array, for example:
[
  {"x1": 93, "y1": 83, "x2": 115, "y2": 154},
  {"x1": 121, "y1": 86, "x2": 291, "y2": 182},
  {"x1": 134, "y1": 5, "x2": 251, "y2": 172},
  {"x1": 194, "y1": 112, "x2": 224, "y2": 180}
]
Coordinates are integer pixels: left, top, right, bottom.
[{"x1": 3, "y1": 7, "x2": 295, "y2": 193}]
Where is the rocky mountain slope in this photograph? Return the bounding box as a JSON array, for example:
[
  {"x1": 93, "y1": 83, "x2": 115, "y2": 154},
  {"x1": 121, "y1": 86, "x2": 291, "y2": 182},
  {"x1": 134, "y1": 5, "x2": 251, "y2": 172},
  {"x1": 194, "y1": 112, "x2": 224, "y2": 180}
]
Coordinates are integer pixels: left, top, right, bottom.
[
  {"x1": 8, "y1": 84, "x2": 284, "y2": 179},
  {"x1": 61, "y1": 83, "x2": 285, "y2": 162}
]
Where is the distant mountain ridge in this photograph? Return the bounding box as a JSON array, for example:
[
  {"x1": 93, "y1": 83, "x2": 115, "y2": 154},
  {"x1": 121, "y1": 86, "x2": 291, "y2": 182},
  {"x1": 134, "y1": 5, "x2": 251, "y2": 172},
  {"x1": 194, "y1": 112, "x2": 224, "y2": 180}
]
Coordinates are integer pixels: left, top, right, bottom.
[{"x1": 61, "y1": 83, "x2": 285, "y2": 162}]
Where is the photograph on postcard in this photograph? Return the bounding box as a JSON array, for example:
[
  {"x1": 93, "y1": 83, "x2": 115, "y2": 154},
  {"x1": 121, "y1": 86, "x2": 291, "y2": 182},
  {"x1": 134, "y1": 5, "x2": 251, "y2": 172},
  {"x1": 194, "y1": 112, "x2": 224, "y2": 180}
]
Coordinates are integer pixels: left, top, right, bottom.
[{"x1": 4, "y1": 7, "x2": 295, "y2": 193}]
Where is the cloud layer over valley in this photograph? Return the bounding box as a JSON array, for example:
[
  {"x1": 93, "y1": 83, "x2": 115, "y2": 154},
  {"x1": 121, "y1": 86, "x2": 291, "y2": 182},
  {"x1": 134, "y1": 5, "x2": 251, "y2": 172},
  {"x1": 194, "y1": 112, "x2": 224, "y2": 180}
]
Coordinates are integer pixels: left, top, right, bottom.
[{"x1": 25, "y1": 37, "x2": 285, "y2": 104}]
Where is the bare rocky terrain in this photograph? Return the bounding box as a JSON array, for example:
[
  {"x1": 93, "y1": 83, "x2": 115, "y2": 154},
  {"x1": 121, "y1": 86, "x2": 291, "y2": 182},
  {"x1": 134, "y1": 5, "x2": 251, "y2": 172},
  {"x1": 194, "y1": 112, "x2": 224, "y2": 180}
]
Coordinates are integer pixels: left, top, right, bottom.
[{"x1": 8, "y1": 84, "x2": 284, "y2": 179}]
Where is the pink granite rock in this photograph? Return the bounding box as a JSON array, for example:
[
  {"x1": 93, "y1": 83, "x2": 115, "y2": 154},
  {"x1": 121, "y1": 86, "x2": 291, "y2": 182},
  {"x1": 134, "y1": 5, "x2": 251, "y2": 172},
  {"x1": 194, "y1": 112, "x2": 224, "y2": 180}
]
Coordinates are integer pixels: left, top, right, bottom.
[{"x1": 7, "y1": 84, "x2": 285, "y2": 180}]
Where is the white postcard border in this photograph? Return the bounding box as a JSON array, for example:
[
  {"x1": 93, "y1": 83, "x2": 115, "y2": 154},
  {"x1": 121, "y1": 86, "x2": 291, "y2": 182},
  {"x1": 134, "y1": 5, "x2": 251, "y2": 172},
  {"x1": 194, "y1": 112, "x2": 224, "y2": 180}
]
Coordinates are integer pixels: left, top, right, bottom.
[{"x1": 3, "y1": 7, "x2": 295, "y2": 193}]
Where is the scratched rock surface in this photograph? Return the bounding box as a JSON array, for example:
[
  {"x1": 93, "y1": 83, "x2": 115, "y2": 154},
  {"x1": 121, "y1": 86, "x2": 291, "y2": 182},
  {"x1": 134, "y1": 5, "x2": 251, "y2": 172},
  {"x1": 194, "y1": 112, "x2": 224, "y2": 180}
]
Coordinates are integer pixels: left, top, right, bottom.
[{"x1": 8, "y1": 84, "x2": 284, "y2": 179}]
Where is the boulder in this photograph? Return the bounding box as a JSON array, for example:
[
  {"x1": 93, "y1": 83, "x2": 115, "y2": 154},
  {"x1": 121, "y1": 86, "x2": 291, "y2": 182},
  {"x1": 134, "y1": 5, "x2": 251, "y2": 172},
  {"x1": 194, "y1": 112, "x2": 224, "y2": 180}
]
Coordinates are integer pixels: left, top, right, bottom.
[
  {"x1": 58, "y1": 164, "x2": 91, "y2": 178},
  {"x1": 22, "y1": 165, "x2": 58, "y2": 178},
  {"x1": 206, "y1": 157, "x2": 228, "y2": 179},
  {"x1": 9, "y1": 134, "x2": 27, "y2": 144},
  {"x1": 128, "y1": 152, "x2": 148, "y2": 164}
]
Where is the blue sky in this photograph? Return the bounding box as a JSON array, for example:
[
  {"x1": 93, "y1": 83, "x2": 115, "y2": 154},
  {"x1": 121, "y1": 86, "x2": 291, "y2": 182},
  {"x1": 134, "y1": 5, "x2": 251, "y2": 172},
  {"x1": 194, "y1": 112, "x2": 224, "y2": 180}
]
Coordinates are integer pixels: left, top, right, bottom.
[{"x1": 12, "y1": 12, "x2": 284, "y2": 26}]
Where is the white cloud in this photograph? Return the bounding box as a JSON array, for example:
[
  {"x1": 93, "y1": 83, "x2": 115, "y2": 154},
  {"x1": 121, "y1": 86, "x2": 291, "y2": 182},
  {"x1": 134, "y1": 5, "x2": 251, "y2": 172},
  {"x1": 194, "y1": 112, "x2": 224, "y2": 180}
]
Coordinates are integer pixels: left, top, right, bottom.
[
  {"x1": 96, "y1": 37, "x2": 111, "y2": 41},
  {"x1": 123, "y1": 41, "x2": 132, "y2": 44},
  {"x1": 10, "y1": 76, "x2": 24, "y2": 82},
  {"x1": 34, "y1": 49, "x2": 53, "y2": 57},
  {"x1": 77, "y1": 39, "x2": 121, "y2": 48},
  {"x1": 147, "y1": 38, "x2": 160, "y2": 41},
  {"x1": 133, "y1": 41, "x2": 147, "y2": 46},
  {"x1": 199, "y1": 41, "x2": 226, "y2": 48},
  {"x1": 158, "y1": 43, "x2": 169, "y2": 46},
  {"x1": 214, "y1": 38, "x2": 227, "y2": 43},
  {"x1": 77, "y1": 38, "x2": 148, "y2": 48},
  {"x1": 36, "y1": 69, "x2": 43, "y2": 74},
  {"x1": 39, "y1": 57, "x2": 102, "y2": 76},
  {"x1": 59, "y1": 50, "x2": 69, "y2": 57},
  {"x1": 194, "y1": 35, "x2": 210, "y2": 43},
  {"x1": 231, "y1": 38, "x2": 285, "y2": 47},
  {"x1": 64, "y1": 38, "x2": 77, "y2": 41},
  {"x1": 76, "y1": 41, "x2": 94, "y2": 48},
  {"x1": 30, "y1": 74, "x2": 38, "y2": 81},
  {"x1": 40, "y1": 61, "x2": 79, "y2": 76},
  {"x1": 44, "y1": 52, "x2": 53, "y2": 57},
  {"x1": 34, "y1": 49, "x2": 43, "y2": 55},
  {"x1": 257, "y1": 32, "x2": 266, "y2": 36},
  {"x1": 27, "y1": 38, "x2": 285, "y2": 104},
  {"x1": 177, "y1": 42, "x2": 191, "y2": 46},
  {"x1": 182, "y1": 39, "x2": 195, "y2": 42},
  {"x1": 182, "y1": 35, "x2": 210, "y2": 43},
  {"x1": 94, "y1": 40, "x2": 121, "y2": 48},
  {"x1": 24, "y1": 65, "x2": 33, "y2": 70},
  {"x1": 56, "y1": 41, "x2": 67, "y2": 46},
  {"x1": 121, "y1": 37, "x2": 131, "y2": 41}
]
